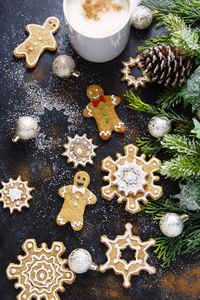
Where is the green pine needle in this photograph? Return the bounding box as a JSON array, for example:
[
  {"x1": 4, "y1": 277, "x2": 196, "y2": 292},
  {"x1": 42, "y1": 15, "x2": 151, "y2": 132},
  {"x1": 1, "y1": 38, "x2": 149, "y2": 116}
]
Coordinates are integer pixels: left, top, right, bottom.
[
  {"x1": 138, "y1": 34, "x2": 171, "y2": 51},
  {"x1": 124, "y1": 91, "x2": 185, "y2": 121},
  {"x1": 161, "y1": 134, "x2": 200, "y2": 157},
  {"x1": 157, "y1": 88, "x2": 183, "y2": 109},
  {"x1": 143, "y1": 0, "x2": 200, "y2": 24},
  {"x1": 137, "y1": 137, "x2": 162, "y2": 157},
  {"x1": 161, "y1": 155, "x2": 200, "y2": 180}
]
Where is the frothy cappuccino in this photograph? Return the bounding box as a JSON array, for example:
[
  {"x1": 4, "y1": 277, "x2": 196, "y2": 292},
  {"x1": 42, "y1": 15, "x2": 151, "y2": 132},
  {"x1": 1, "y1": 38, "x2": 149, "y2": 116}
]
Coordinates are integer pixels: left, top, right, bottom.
[{"x1": 66, "y1": 0, "x2": 129, "y2": 37}]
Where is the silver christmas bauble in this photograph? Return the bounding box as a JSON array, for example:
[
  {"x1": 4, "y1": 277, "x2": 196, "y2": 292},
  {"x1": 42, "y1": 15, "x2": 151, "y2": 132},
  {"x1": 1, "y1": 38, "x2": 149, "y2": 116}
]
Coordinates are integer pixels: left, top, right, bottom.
[
  {"x1": 148, "y1": 116, "x2": 172, "y2": 138},
  {"x1": 68, "y1": 249, "x2": 97, "y2": 274},
  {"x1": 131, "y1": 5, "x2": 153, "y2": 30},
  {"x1": 159, "y1": 213, "x2": 188, "y2": 238},
  {"x1": 52, "y1": 55, "x2": 79, "y2": 78},
  {"x1": 13, "y1": 116, "x2": 39, "y2": 142}
]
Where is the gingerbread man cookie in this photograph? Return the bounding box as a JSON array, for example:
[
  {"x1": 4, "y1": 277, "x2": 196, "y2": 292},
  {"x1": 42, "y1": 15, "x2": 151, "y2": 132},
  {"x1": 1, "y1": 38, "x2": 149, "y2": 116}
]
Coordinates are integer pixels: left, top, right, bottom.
[
  {"x1": 83, "y1": 84, "x2": 126, "y2": 141},
  {"x1": 14, "y1": 17, "x2": 60, "y2": 68},
  {"x1": 56, "y1": 171, "x2": 97, "y2": 231}
]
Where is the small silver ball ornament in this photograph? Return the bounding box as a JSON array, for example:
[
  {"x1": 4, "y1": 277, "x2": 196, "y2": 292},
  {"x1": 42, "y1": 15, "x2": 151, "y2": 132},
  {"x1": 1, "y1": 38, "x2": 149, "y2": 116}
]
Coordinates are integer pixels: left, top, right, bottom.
[
  {"x1": 148, "y1": 116, "x2": 172, "y2": 138},
  {"x1": 52, "y1": 55, "x2": 80, "y2": 78},
  {"x1": 68, "y1": 249, "x2": 98, "y2": 274},
  {"x1": 13, "y1": 116, "x2": 39, "y2": 142},
  {"x1": 131, "y1": 5, "x2": 153, "y2": 30},
  {"x1": 159, "y1": 213, "x2": 189, "y2": 238}
]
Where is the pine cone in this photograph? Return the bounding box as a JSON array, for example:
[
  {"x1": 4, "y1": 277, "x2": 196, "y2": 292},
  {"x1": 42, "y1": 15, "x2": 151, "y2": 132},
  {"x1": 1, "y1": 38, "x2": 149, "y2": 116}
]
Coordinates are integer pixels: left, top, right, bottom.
[
  {"x1": 121, "y1": 45, "x2": 193, "y2": 90},
  {"x1": 139, "y1": 45, "x2": 192, "y2": 88}
]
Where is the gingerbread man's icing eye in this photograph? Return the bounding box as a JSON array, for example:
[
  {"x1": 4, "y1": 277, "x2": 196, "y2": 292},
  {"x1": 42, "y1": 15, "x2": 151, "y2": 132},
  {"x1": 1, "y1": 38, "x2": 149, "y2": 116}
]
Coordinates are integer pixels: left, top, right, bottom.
[
  {"x1": 95, "y1": 89, "x2": 98, "y2": 92},
  {"x1": 89, "y1": 91, "x2": 92, "y2": 95}
]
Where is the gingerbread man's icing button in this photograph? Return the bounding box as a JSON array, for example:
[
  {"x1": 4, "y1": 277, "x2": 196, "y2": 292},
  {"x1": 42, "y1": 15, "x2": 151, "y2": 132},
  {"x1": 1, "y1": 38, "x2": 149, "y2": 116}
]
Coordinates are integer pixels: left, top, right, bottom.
[
  {"x1": 83, "y1": 84, "x2": 126, "y2": 141},
  {"x1": 13, "y1": 16, "x2": 60, "y2": 68},
  {"x1": 0, "y1": 176, "x2": 34, "y2": 214},
  {"x1": 56, "y1": 171, "x2": 97, "y2": 231}
]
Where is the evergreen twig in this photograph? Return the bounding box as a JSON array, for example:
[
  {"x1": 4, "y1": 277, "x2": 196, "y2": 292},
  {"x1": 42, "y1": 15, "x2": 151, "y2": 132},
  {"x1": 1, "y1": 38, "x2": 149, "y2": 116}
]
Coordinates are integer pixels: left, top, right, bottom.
[
  {"x1": 142, "y1": 0, "x2": 200, "y2": 24},
  {"x1": 143, "y1": 199, "x2": 200, "y2": 266},
  {"x1": 161, "y1": 134, "x2": 200, "y2": 157},
  {"x1": 137, "y1": 137, "x2": 162, "y2": 157},
  {"x1": 124, "y1": 91, "x2": 185, "y2": 121},
  {"x1": 161, "y1": 155, "x2": 200, "y2": 180}
]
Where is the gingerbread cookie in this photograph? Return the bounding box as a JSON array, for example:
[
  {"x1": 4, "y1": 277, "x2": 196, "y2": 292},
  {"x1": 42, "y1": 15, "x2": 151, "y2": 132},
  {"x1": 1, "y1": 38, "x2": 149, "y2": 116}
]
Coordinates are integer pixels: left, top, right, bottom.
[
  {"x1": 99, "y1": 223, "x2": 156, "y2": 288},
  {"x1": 14, "y1": 17, "x2": 60, "y2": 68},
  {"x1": 83, "y1": 84, "x2": 126, "y2": 141},
  {"x1": 62, "y1": 134, "x2": 97, "y2": 168},
  {"x1": 0, "y1": 176, "x2": 34, "y2": 213},
  {"x1": 101, "y1": 144, "x2": 163, "y2": 214},
  {"x1": 56, "y1": 171, "x2": 97, "y2": 231},
  {"x1": 7, "y1": 239, "x2": 75, "y2": 300},
  {"x1": 121, "y1": 56, "x2": 151, "y2": 90}
]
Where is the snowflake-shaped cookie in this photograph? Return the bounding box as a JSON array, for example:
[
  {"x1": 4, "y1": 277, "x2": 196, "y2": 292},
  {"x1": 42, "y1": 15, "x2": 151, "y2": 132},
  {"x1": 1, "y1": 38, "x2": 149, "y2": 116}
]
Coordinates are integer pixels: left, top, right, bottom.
[
  {"x1": 101, "y1": 144, "x2": 162, "y2": 214},
  {"x1": 62, "y1": 134, "x2": 97, "y2": 168},
  {"x1": 0, "y1": 176, "x2": 34, "y2": 213},
  {"x1": 99, "y1": 223, "x2": 156, "y2": 288},
  {"x1": 121, "y1": 56, "x2": 151, "y2": 90},
  {"x1": 6, "y1": 239, "x2": 76, "y2": 300}
]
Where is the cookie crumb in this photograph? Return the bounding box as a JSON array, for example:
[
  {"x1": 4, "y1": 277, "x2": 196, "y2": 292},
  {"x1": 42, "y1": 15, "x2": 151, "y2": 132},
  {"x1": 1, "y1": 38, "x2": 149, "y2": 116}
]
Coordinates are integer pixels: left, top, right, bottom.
[{"x1": 82, "y1": 0, "x2": 122, "y2": 20}]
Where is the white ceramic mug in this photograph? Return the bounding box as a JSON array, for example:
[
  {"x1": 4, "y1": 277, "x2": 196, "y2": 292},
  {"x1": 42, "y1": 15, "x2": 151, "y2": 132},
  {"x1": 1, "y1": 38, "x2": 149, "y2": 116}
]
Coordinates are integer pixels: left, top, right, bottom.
[{"x1": 63, "y1": 0, "x2": 137, "y2": 63}]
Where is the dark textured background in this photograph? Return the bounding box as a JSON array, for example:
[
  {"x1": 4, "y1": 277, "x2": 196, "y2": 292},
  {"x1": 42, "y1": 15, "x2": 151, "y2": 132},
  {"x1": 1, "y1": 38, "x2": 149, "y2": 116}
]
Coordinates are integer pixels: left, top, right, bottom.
[{"x1": 0, "y1": 0, "x2": 199, "y2": 299}]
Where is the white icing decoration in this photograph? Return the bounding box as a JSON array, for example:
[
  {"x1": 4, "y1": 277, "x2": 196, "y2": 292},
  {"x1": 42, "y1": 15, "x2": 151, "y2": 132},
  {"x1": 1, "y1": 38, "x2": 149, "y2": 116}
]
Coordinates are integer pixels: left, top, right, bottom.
[
  {"x1": 86, "y1": 105, "x2": 93, "y2": 117},
  {"x1": 113, "y1": 161, "x2": 147, "y2": 196},
  {"x1": 100, "y1": 131, "x2": 111, "y2": 136},
  {"x1": 9, "y1": 188, "x2": 22, "y2": 202},
  {"x1": 111, "y1": 95, "x2": 117, "y2": 105}
]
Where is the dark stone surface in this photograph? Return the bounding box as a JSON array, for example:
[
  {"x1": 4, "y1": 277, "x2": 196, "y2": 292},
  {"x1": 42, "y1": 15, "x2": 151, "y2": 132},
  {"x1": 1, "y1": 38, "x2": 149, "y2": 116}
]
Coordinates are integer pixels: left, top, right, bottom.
[{"x1": 0, "y1": 0, "x2": 199, "y2": 299}]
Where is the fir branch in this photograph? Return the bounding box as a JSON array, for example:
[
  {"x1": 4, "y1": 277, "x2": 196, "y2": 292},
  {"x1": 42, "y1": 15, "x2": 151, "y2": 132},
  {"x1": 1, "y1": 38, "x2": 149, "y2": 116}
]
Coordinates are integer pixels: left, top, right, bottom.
[
  {"x1": 142, "y1": 0, "x2": 200, "y2": 24},
  {"x1": 157, "y1": 66, "x2": 200, "y2": 111},
  {"x1": 137, "y1": 137, "x2": 162, "y2": 156},
  {"x1": 124, "y1": 91, "x2": 185, "y2": 121},
  {"x1": 162, "y1": 14, "x2": 200, "y2": 58},
  {"x1": 157, "y1": 88, "x2": 183, "y2": 109},
  {"x1": 138, "y1": 34, "x2": 171, "y2": 51},
  {"x1": 161, "y1": 155, "x2": 200, "y2": 180},
  {"x1": 143, "y1": 199, "x2": 200, "y2": 266},
  {"x1": 161, "y1": 134, "x2": 200, "y2": 157}
]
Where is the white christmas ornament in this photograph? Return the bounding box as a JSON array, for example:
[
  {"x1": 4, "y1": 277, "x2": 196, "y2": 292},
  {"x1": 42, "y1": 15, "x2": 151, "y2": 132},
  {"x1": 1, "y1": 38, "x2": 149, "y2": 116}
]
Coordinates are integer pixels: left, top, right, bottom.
[
  {"x1": 52, "y1": 55, "x2": 80, "y2": 78},
  {"x1": 68, "y1": 249, "x2": 98, "y2": 274},
  {"x1": 148, "y1": 116, "x2": 172, "y2": 138},
  {"x1": 13, "y1": 116, "x2": 39, "y2": 142},
  {"x1": 131, "y1": 5, "x2": 153, "y2": 30},
  {"x1": 159, "y1": 213, "x2": 189, "y2": 238}
]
